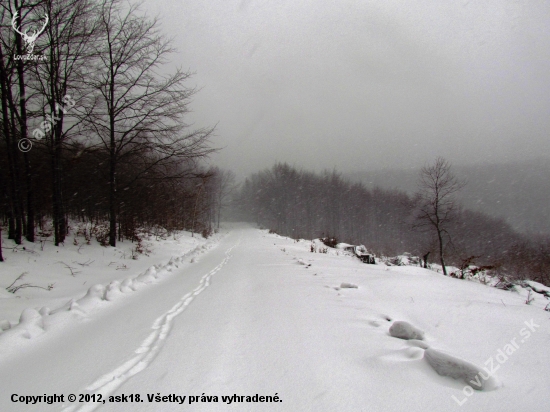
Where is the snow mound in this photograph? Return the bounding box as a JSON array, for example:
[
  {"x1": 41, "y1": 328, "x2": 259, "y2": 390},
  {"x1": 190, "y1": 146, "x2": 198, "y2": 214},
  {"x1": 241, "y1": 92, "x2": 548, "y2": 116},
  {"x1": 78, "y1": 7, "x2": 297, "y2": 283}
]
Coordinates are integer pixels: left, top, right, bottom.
[
  {"x1": 136, "y1": 266, "x2": 159, "y2": 284},
  {"x1": 17, "y1": 308, "x2": 45, "y2": 339},
  {"x1": 39, "y1": 307, "x2": 50, "y2": 316},
  {"x1": 120, "y1": 278, "x2": 136, "y2": 293},
  {"x1": 105, "y1": 281, "x2": 123, "y2": 301},
  {"x1": 389, "y1": 321, "x2": 425, "y2": 340},
  {"x1": 525, "y1": 281, "x2": 550, "y2": 297},
  {"x1": 424, "y1": 348, "x2": 500, "y2": 391},
  {"x1": 76, "y1": 284, "x2": 107, "y2": 311}
]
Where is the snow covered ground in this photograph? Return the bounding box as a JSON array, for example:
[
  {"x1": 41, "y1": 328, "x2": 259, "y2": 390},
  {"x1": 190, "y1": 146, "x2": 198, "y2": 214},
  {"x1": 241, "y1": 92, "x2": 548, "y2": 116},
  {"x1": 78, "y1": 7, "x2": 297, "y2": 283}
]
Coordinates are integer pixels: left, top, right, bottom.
[
  {"x1": 0, "y1": 225, "x2": 549, "y2": 412},
  {"x1": 0, "y1": 227, "x2": 216, "y2": 357}
]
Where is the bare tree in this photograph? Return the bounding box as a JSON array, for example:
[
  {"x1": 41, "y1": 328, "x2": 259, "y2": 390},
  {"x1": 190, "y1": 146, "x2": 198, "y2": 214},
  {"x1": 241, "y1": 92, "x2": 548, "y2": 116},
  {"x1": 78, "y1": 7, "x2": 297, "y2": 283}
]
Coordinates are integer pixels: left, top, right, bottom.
[
  {"x1": 413, "y1": 157, "x2": 465, "y2": 276},
  {"x1": 87, "y1": 0, "x2": 215, "y2": 246},
  {"x1": 31, "y1": 0, "x2": 100, "y2": 246}
]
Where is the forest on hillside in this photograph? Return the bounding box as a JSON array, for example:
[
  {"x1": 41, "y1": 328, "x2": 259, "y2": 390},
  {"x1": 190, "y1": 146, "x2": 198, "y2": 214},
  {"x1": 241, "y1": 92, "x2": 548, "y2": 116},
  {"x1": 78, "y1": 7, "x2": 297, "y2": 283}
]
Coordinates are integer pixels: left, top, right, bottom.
[
  {"x1": 236, "y1": 163, "x2": 550, "y2": 286},
  {"x1": 349, "y1": 159, "x2": 550, "y2": 235}
]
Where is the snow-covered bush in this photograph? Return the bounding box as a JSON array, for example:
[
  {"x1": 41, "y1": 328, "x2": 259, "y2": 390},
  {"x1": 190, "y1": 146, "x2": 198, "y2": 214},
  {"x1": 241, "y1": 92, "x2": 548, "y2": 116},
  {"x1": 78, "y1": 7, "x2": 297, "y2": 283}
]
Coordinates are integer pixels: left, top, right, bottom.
[
  {"x1": 321, "y1": 236, "x2": 339, "y2": 248},
  {"x1": 92, "y1": 224, "x2": 110, "y2": 246}
]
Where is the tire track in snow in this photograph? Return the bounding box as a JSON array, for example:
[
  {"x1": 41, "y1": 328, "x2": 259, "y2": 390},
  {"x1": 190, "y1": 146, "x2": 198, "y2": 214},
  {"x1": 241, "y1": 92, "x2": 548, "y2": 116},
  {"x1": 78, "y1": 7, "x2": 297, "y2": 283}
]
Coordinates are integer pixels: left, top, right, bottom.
[{"x1": 62, "y1": 240, "x2": 240, "y2": 412}]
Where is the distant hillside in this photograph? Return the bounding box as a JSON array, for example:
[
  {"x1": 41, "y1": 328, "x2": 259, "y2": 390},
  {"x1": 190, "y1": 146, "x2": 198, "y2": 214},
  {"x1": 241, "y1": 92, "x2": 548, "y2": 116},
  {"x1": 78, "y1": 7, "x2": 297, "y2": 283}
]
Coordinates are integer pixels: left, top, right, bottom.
[{"x1": 349, "y1": 158, "x2": 550, "y2": 235}]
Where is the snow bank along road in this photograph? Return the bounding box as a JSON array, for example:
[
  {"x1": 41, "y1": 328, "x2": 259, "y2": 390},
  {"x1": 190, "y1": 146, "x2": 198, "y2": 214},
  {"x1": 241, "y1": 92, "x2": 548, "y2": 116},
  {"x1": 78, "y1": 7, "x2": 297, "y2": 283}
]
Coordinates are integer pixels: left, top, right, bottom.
[{"x1": 1, "y1": 226, "x2": 549, "y2": 412}]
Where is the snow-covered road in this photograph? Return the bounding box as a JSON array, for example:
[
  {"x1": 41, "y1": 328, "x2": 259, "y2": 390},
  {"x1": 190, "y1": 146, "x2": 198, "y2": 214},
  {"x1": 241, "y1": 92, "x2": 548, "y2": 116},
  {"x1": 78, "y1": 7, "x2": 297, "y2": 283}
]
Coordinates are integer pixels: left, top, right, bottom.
[
  {"x1": 0, "y1": 229, "x2": 240, "y2": 412},
  {"x1": 1, "y1": 226, "x2": 549, "y2": 412}
]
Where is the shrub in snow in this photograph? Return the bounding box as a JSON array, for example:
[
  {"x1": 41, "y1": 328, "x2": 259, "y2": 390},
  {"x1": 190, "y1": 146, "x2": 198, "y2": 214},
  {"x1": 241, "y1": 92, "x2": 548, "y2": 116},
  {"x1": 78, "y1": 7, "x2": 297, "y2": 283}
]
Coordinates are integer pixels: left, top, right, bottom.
[
  {"x1": 389, "y1": 256, "x2": 404, "y2": 266},
  {"x1": 93, "y1": 224, "x2": 110, "y2": 246},
  {"x1": 424, "y1": 348, "x2": 500, "y2": 391},
  {"x1": 131, "y1": 236, "x2": 152, "y2": 259},
  {"x1": 320, "y1": 236, "x2": 338, "y2": 248},
  {"x1": 201, "y1": 227, "x2": 213, "y2": 238},
  {"x1": 449, "y1": 256, "x2": 496, "y2": 281},
  {"x1": 5, "y1": 272, "x2": 54, "y2": 293},
  {"x1": 525, "y1": 290, "x2": 534, "y2": 305},
  {"x1": 494, "y1": 276, "x2": 516, "y2": 291},
  {"x1": 389, "y1": 321, "x2": 425, "y2": 340}
]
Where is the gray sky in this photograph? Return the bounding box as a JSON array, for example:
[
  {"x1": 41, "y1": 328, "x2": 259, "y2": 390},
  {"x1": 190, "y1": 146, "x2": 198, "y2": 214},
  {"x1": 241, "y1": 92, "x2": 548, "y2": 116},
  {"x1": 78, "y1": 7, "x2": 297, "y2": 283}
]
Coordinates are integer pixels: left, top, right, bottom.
[{"x1": 144, "y1": 0, "x2": 550, "y2": 178}]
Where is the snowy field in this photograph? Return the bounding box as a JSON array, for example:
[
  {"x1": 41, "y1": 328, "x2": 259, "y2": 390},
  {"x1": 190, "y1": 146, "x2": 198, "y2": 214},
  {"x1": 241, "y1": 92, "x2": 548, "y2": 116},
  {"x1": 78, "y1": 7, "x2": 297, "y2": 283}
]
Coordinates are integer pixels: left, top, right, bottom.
[{"x1": 0, "y1": 225, "x2": 549, "y2": 412}]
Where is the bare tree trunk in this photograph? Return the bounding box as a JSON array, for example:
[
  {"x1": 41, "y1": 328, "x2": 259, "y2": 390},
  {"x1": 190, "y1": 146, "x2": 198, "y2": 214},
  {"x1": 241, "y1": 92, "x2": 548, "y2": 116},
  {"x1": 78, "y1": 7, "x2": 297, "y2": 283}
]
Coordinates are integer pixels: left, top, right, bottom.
[
  {"x1": 109, "y1": 130, "x2": 117, "y2": 246},
  {"x1": 8, "y1": 108, "x2": 23, "y2": 244},
  {"x1": 437, "y1": 229, "x2": 447, "y2": 276},
  {"x1": 0, "y1": 41, "x2": 23, "y2": 244},
  {"x1": 191, "y1": 181, "x2": 204, "y2": 237},
  {"x1": 49, "y1": 104, "x2": 67, "y2": 246},
  {"x1": 49, "y1": 139, "x2": 66, "y2": 245},
  {"x1": 13, "y1": 1, "x2": 34, "y2": 242},
  {"x1": 108, "y1": 53, "x2": 117, "y2": 247},
  {"x1": 0, "y1": 44, "x2": 16, "y2": 243},
  {"x1": 23, "y1": 152, "x2": 34, "y2": 241}
]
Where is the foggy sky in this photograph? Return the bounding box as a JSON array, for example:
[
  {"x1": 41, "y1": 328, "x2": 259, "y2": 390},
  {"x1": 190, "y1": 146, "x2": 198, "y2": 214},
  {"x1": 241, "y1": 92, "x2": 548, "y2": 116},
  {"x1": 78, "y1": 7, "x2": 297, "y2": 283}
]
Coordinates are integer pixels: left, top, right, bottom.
[{"x1": 144, "y1": 0, "x2": 550, "y2": 178}]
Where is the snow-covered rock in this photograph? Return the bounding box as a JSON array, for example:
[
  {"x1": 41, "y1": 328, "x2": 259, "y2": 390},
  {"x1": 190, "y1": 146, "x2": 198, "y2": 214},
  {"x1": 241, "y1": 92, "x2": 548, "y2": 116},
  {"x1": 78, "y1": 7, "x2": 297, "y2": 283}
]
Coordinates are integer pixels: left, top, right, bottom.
[
  {"x1": 389, "y1": 321, "x2": 425, "y2": 340},
  {"x1": 424, "y1": 348, "x2": 500, "y2": 391},
  {"x1": 525, "y1": 281, "x2": 550, "y2": 297},
  {"x1": 0, "y1": 320, "x2": 11, "y2": 331}
]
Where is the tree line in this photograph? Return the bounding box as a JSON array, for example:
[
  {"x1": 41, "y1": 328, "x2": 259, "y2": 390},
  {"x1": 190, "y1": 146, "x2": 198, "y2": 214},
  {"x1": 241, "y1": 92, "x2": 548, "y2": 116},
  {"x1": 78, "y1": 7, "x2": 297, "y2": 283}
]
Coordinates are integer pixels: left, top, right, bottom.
[
  {"x1": 235, "y1": 162, "x2": 550, "y2": 286},
  {"x1": 0, "y1": 0, "x2": 235, "y2": 260}
]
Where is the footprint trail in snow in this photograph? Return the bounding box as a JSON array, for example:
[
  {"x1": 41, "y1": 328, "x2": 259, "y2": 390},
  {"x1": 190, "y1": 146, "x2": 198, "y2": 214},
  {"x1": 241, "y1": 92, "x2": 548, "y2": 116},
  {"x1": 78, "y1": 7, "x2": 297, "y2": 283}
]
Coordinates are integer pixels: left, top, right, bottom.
[{"x1": 62, "y1": 240, "x2": 240, "y2": 412}]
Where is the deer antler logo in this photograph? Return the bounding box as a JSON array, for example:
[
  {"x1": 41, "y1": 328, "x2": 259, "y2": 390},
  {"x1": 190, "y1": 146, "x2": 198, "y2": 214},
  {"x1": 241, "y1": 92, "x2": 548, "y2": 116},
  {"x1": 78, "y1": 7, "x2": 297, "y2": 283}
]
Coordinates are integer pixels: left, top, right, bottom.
[{"x1": 11, "y1": 11, "x2": 49, "y2": 55}]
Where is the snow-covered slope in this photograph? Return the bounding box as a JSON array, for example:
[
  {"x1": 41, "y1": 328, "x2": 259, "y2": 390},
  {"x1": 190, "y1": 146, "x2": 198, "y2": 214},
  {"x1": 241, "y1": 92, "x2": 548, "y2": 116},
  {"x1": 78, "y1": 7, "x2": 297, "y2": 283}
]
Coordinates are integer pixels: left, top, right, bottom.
[
  {"x1": 0, "y1": 228, "x2": 212, "y2": 328},
  {"x1": 0, "y1": 228, "x2": 218, "y2": 359},
  {"x1": 0, "y1": 225, "x2": 548, "y2": 412}
]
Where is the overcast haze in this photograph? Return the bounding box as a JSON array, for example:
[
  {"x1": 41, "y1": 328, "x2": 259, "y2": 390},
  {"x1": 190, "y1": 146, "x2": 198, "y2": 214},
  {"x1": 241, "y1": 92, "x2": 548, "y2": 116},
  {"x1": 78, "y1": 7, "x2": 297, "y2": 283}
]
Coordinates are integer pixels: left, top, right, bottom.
[{"x1": 144, "y1": 0, "x2": 550, "y2": 177}]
